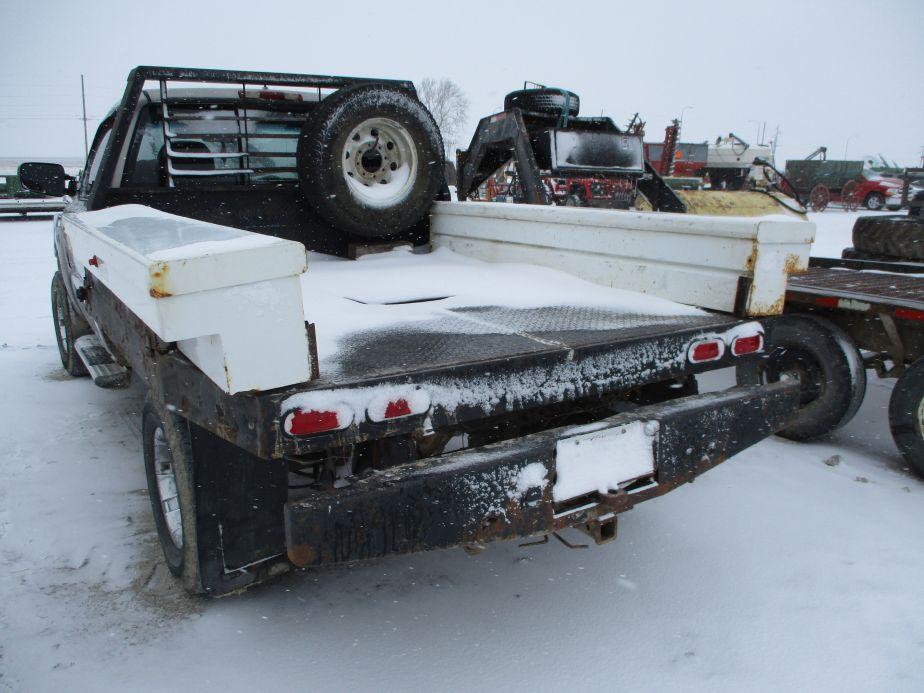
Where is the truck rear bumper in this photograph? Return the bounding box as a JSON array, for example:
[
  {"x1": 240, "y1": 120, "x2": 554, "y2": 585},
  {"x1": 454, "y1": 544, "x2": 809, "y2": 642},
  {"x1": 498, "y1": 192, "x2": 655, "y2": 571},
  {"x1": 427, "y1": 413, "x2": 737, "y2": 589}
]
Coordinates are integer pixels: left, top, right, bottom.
[{"x1": 285, "y1": 381, "x2": 799, "y2": 567}]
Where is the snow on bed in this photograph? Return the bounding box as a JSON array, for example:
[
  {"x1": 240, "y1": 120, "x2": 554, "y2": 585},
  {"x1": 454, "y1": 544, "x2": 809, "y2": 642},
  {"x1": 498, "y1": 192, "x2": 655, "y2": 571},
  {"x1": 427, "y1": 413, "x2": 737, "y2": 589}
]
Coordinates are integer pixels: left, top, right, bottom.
[{"x1": 301, "y1": 245, "x2": 704, "y2": 365}]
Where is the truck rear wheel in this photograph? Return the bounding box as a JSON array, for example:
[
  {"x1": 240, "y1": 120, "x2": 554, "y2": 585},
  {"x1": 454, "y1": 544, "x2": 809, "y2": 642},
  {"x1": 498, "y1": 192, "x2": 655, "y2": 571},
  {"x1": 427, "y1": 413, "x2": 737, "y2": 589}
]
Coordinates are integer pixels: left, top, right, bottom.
[
  {"x1": 888, "y1": 357, "x2": 924, "y2": 478},
  {"x1": 736, "y1": 315, "x2": 866, "y2": 441},
  {"x1": 297, "y1": 83, "x2": 444, "y2": 239},
  {"x1": 142, "y1": 399, "x2": 203, "y2": 593},
  {"x1": 51, "y1": 271, "x2": 90, "y2": 377}
]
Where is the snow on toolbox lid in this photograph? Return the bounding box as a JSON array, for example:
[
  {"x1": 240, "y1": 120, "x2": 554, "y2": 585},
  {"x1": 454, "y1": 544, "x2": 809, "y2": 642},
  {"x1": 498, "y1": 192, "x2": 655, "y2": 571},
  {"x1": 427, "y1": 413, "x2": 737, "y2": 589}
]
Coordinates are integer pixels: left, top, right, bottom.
[
  {"x1": 66, "y1": 204, "x2": 311, "y2": 394},
  {"x1": 72, "y1": 204, "x2": 307, "y2": 298}
]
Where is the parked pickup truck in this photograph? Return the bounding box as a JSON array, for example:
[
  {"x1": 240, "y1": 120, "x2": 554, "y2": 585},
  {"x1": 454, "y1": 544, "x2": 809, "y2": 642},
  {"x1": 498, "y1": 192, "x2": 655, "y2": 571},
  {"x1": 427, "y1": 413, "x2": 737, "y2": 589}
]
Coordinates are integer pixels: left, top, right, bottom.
[{"x1": 20, "y1": 66, "x2": 861, "y2": 597}]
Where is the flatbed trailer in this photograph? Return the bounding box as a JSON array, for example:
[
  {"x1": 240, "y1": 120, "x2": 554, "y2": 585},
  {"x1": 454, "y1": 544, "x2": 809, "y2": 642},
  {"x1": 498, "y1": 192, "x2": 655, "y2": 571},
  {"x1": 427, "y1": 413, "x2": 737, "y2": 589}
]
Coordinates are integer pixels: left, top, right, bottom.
[
  {"x1": 784, "y1": 256, "x2": 924, "y2": 475},
  {"x1": 787, "y1": 257, "x2": 924, "y2": 366}
]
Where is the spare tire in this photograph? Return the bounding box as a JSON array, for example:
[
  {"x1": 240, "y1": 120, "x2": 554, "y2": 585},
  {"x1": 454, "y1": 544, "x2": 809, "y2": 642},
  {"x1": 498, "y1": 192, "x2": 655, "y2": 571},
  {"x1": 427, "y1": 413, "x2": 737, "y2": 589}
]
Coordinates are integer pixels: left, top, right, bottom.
[
  {"x1": 297, "y1": 83, "x2": 444, "y2": 239},
  {"x1": 852, "y1": 214, "x2": 924, "y2": 261},
  {"x1": 504, "y1": 88, "x2": 580, "y2": 118}
]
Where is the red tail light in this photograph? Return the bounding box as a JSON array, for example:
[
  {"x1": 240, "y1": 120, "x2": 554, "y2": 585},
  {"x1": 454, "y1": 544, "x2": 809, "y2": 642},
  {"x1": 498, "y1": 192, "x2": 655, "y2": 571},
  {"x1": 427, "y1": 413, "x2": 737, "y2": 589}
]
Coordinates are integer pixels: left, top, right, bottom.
[
  {"x1": 284, "y1": 407, "x2": 350, "y2": 436},
  {"x1": 731, "y1": 334, "x2": 763, "y2": 356},
  {"x1": 384, "y1": 399, "x2": 412, "y2": 419},
  {"x1": 367, "y1": 389, "x2": 431, "y2": 422},
  {"x1": 689, "y1": 339, "x2": 724, "y2": 363},
  {"x1": 896, "y1": 308, "x2": 924, "y2": 322}
]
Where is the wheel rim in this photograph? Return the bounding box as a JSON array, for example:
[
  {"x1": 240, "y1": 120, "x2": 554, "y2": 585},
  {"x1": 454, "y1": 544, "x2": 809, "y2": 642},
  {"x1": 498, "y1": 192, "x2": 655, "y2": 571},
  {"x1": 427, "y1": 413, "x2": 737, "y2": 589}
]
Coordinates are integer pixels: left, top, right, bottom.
[
  {"x1": 54, "y1": 285, "x2": 68, "y2": 355},
  {"x1": 762, "y1": 347, "x2": 825, "y2": 406},
  {"x1": 341, "y1": 117, "x2": 418, "y2": 207},
  {"x1": 868, "y1": 195, "x2": 882, "y2": 210},
  {"x1": 153, "y1": 426, "x2": 184, "y2": 550}
]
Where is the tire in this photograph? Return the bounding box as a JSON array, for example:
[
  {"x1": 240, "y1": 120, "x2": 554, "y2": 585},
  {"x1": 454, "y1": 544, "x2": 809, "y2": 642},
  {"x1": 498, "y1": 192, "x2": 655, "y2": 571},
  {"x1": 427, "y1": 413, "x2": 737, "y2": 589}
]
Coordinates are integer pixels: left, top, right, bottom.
[
  {"x1": 736, "y1": 315, "x2": 866, "y2": 441},
  {"x1": 864, "y1": 192, "x2": 885, "y2": 211},
  {"x1": 297, "y1": 83, "x2": 444, "y2": 239},
  {"x1": 888, "y1": 357, "x2": 924, "y2": 478},
  {"x1": 51, "y1": 271, "x2": 90, "y2": 377},
  {"x1": 504, "y1": 88, "x2": 580, "y2": 118},
  {"x1": 142, "y1": 399, "x2": 203, "y2": 593},
  {"x1": 852, "y1": 214, "x2": 924, "y2": 261}
]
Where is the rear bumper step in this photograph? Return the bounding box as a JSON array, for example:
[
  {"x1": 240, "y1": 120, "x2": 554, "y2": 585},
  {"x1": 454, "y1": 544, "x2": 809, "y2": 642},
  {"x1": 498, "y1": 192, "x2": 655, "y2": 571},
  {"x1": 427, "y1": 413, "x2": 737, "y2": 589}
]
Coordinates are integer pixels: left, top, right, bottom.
[{"x1": 284, "y1": 381, "x2": 800, "y2": 567}]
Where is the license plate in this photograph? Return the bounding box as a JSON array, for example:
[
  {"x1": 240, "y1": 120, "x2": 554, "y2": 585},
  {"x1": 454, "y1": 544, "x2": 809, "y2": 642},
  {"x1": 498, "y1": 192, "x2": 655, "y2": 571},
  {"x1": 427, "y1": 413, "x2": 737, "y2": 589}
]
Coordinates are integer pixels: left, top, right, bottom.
[{"x1": 553, "y1": 420, "x2": 657, "y2": 502}]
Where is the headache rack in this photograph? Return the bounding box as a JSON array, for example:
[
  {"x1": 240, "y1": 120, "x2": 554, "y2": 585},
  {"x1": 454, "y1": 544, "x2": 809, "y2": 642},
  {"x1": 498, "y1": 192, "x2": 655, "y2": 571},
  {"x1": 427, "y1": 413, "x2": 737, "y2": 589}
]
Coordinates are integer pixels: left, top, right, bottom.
[
  {"x1": 158, "y1": 83, "x2": 308, "y2": 186},
  {"x1": 90, "y1": 66, "x2": 415, "y2": 206}
]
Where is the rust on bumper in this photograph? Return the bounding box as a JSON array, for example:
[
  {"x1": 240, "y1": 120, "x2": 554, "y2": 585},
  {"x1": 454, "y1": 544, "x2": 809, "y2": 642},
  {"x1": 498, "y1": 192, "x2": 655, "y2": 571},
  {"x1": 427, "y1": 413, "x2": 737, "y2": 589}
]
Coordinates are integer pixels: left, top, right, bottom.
[{"x1": 285, "y1": 381, "x2": 800, "y2": 567}]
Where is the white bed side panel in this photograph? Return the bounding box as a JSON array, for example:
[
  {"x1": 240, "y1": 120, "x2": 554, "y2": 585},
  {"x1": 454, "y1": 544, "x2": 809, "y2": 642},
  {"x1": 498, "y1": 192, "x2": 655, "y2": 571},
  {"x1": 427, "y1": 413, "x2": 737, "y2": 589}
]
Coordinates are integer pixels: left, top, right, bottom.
[{"x1": 430, "y1": 202, "x2": 814, "y2": 316}]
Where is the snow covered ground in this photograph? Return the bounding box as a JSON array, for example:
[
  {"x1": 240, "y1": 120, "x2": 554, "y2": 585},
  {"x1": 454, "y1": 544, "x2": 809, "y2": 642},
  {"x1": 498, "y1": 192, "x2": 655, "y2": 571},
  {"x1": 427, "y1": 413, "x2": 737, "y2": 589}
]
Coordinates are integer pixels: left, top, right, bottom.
[{"x1": 1, "y1": 214, "x2": 923, "y2": 692}]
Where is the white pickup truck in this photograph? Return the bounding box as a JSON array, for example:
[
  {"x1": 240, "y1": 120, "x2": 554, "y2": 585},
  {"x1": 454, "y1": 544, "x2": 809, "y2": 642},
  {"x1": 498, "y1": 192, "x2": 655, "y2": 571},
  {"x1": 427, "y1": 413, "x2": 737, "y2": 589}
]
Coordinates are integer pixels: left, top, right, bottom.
[{"x1": 22, "y1": 67, "x2": 863, "y2": 596}]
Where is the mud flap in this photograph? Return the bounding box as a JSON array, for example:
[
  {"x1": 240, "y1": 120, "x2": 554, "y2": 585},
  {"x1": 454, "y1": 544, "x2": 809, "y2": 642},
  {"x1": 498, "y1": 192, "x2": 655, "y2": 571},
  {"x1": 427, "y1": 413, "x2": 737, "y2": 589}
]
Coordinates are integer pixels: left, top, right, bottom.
[{"x1": 189, "y1": 422, "x2": 289, "y2": 595}]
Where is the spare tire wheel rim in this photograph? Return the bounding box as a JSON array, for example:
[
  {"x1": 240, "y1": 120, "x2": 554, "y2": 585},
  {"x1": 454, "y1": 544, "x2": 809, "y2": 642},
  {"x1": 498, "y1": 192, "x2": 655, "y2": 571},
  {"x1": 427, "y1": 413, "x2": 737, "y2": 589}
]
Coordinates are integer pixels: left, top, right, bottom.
[
  {"x1": 153, "y1": 425, "x2": 184, "y2": 550},
  {"x1": 342, "y1": 117, "x2": 418, "y2": 207}
]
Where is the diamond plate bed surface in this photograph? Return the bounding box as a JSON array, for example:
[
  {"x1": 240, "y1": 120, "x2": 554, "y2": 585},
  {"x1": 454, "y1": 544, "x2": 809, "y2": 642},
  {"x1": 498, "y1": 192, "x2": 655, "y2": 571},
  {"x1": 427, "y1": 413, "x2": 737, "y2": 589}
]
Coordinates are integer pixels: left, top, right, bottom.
[{"x1": 326, "y1": 305, "x2": 735, "y2": 381}]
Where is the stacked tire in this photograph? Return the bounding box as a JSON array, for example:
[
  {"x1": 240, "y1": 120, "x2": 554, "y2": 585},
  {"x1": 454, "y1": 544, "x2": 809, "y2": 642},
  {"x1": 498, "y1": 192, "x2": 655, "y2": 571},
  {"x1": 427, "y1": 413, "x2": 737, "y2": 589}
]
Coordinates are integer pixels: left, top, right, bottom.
[
  {"x1": 503, "y1": 88, "x2": 580, "y2": 118},
  {"x1": 852, "y1": 215, "x2": 924, "y2": 261}
]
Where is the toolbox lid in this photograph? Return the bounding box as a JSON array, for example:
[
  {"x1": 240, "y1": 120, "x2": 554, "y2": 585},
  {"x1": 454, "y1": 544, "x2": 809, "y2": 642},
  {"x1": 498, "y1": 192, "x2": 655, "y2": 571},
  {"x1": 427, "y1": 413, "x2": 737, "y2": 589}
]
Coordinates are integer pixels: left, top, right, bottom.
[{"x1": 74, "y1": 204, "x2": 307, "y2": 297}]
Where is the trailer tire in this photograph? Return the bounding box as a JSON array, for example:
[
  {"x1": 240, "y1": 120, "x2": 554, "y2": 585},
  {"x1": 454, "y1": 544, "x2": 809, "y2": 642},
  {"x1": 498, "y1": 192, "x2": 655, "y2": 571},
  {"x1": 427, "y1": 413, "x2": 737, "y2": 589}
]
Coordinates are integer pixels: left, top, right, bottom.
[
  {"x1": 852, "y1": 215, "x2": 924, "y2": 261},
  {"x1": 51, "y1": 271, "x2": 90, "y2": 377},
  {"x1": 736, "y1": 315, "x2": 866, "y2": 441},
  {"x1": 888, "y1": 357, "x2": 924, "y2": 478},
  {"x1": 297, "y1": 83, "x2": 444, "y2": 239},
  {"x1": 504, "y1": 88, "x2": 580, "y2": 118},
  {"x1": 142, "y1": 399, "x2": 203, "y2": 593}
]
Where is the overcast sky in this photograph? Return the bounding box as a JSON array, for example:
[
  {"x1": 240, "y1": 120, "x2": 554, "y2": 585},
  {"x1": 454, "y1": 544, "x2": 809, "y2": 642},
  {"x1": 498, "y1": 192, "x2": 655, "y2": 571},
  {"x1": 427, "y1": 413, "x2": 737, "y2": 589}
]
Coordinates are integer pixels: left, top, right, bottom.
[{"x1": 1, "y1": 0, "x2": 921, "y2": 168}]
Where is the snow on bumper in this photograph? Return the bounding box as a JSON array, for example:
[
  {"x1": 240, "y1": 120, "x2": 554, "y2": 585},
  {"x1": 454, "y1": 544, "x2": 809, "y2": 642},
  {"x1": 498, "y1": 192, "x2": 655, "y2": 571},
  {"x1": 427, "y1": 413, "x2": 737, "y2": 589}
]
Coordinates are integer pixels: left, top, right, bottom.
[{"x1": 284, "y1": 380, "x2": 800, "y2": 567}]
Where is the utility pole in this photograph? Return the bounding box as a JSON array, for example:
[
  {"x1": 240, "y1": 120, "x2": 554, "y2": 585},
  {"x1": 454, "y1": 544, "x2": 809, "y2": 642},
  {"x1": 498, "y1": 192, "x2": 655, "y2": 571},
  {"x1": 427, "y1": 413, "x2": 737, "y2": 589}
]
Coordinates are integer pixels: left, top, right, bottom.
[{"x1": 80, "y1": 74, "x2": 89, "y2": 159}]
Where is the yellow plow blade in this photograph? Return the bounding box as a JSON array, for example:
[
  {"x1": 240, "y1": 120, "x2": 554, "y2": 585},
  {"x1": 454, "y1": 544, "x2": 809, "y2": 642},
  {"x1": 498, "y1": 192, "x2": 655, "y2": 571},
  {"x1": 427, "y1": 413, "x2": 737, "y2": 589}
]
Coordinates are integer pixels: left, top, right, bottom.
[{"x1": 674, "y1": 190, "x2": 806, "y2": 218}]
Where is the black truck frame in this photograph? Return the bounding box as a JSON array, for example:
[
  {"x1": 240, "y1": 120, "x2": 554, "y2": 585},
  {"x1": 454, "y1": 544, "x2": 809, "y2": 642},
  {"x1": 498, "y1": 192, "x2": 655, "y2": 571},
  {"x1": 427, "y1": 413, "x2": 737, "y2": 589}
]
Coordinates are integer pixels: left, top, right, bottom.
[{"x1": 30, "y1": 66, "x2": 809, "y2": 596}]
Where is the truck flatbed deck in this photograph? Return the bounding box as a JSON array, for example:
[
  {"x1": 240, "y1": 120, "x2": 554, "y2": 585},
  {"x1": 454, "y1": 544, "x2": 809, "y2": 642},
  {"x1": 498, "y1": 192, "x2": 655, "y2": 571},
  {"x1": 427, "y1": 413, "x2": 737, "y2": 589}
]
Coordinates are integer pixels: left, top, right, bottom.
[{"x1": 301, "y1": 247, "x2": 738, "y2": 383}]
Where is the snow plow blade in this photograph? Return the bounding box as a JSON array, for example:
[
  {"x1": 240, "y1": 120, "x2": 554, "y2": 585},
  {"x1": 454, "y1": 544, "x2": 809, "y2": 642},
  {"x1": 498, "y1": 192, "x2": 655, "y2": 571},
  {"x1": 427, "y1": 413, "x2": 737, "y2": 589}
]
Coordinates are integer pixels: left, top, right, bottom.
[{"x1": 284, "y1": 380, "x2": 800, "y2": 567}]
